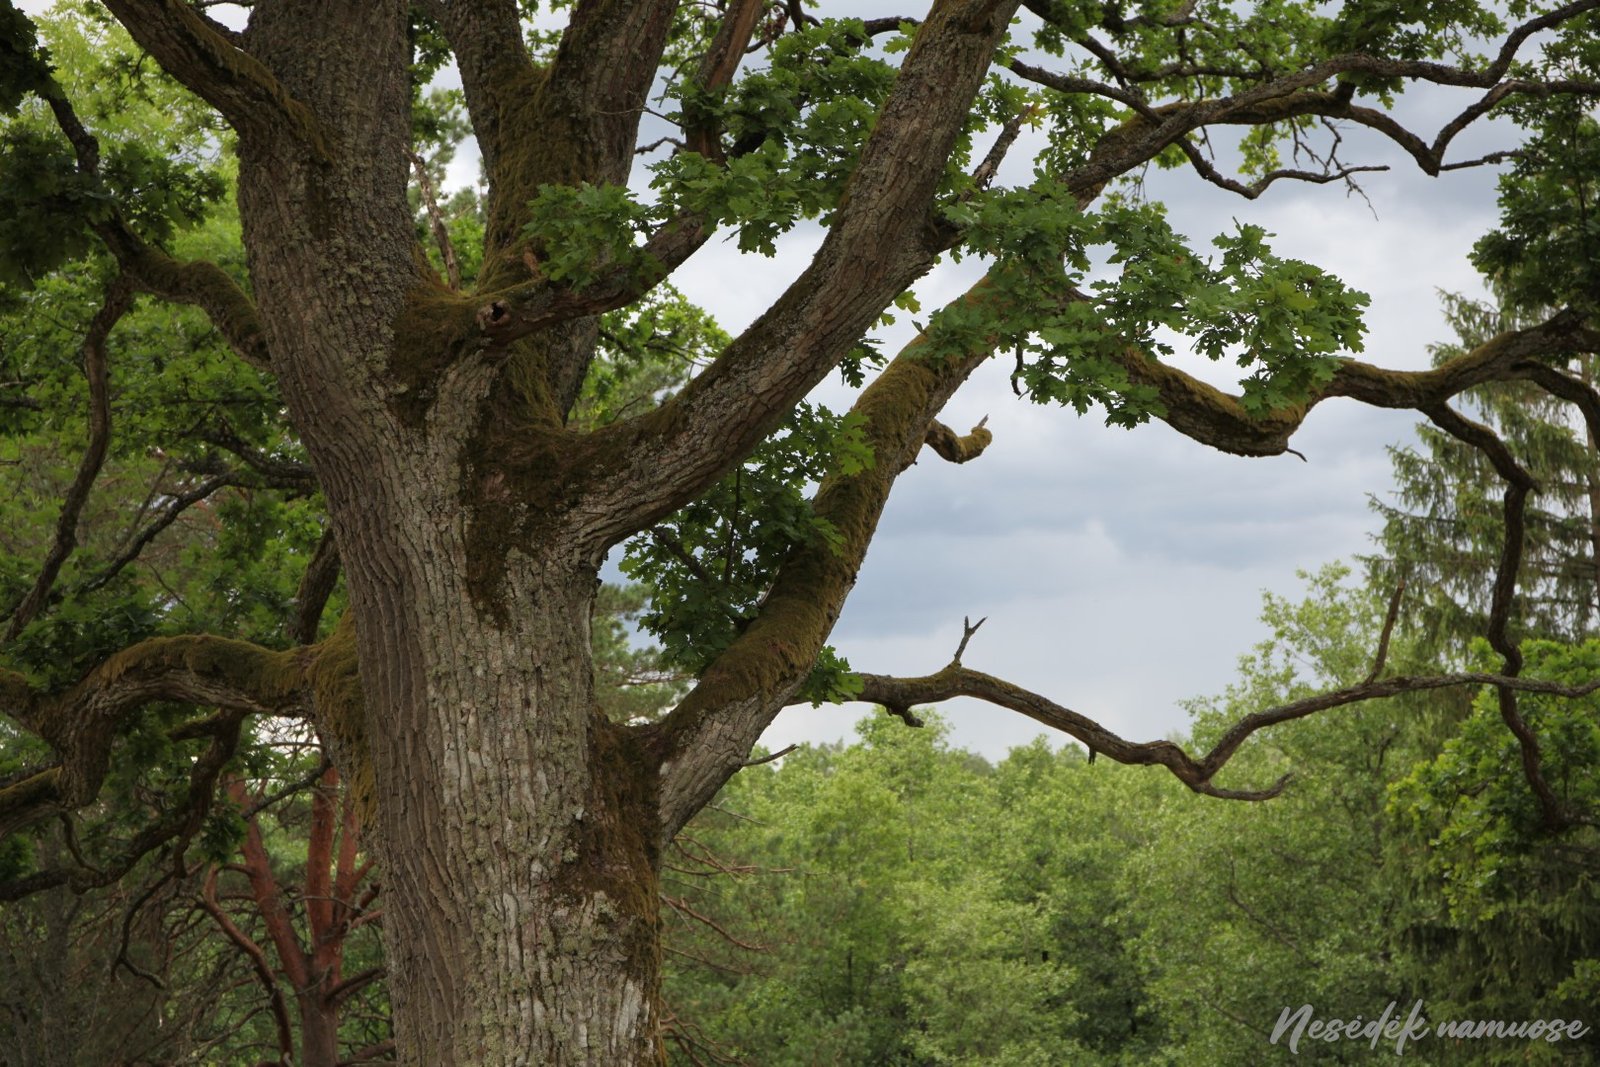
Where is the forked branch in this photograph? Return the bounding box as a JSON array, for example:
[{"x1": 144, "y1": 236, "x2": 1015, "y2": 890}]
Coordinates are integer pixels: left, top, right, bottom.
[{"x1": 850, "y1": 664, "x2": 1600, "y2": 801}]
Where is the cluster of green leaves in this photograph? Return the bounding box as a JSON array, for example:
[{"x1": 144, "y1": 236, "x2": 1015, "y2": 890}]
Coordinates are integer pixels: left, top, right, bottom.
[
  {"x1": 519, "y1": 20, "x2": 900, "y2": 268},
  {"x1": 522, "y1": 17, "x2": 1044, "y2": 274},
  {"x1": 1387, "y1": 640, "x2": 1600, "y2": 1031},
  {"x1": 665, "y1": 714, "x2": 1170, "y2": 1067},
  {"x1": 939, "y1": 187, "x2": 1368, "y2": 424},
  {"x1": 0, "y1": 5, "x2": 225, "y2": 293},
  {"x1": 1472, "y1": 101, "x2": 1600, "y2": 317},
  {"x1": 0, "y1": 10, "x2": 340, "y2": 952},
  {"x1": 1022, "y1": 0, "x2": 1506, "y2": 174},
  {"x1": 621, "y1": 401, "x2": 871, "y2": 700}
]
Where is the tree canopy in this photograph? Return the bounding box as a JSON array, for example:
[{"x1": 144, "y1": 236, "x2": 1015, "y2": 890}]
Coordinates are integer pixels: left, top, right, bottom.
[{"x1": 0, "y1": 0, "x2": 1598, "y2": 1062}]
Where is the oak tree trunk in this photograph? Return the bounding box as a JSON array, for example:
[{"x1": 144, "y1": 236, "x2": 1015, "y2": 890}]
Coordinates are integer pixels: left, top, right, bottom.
[{"x1": 221, "y1": 9, "x2": 668, "y2": 1062}]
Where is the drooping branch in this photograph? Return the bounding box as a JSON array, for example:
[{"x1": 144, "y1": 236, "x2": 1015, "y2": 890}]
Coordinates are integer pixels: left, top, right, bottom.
[
  {"x1": 1422, "y1": 401, "x2": 1568, "y2": 830},
  {"x1": 106, "y1": 235, "x2": 275, "y2": 374},
  {"x1": 0, "y1": 695, "x2": 249, "y2": 901},
  {"x1": 3, "y1": 277, "x2": 133, "y2": 641},
  {"x1": 0, "y1": 635, "x2": 310, "y2": 840}
]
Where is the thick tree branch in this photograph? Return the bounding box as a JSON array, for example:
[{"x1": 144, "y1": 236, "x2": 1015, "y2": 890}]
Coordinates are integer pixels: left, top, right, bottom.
[
  {"x1": 653, "y1": 273, "x2": 1016, "y2": 841},
  {"x1": 470, "y1": 213, "x2": 710, "y2": 344},
  {"x1": 686, "y1": 0, "x2": 767, "y2": 159},
  {"x1": 459, "y1": 0, "x2": 682, "y2": 280},
  {"x1": 0, "y1": 635, "x2": 309, "y2": 840},
  {"x1": 573, "y1": 0, "x2": 1024, "y2": 552},
  {"x1": 100, "y1": 0, "x2": 331, "y2": 154},
  {"x1": 1112, "y1": 306, "x2": 1596, "y2": 457},
  {"x1": 107, "y1": 234, "x2": 275, "y2": 373}
]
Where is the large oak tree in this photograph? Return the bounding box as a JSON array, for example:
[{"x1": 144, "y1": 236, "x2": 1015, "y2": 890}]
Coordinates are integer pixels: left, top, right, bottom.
[{"x1": 2, "y1": 0, "x2": 1599, "y2": 1062}]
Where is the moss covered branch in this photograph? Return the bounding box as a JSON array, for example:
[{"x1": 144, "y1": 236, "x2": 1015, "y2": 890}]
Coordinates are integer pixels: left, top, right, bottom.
[
  {"x1": 101, "y1": 0, "x2": 331, "y2": 154},
  {"x1": 924, "y1": 417, "x2": 992, "y2": 464},
  {"x1": 652, "y1": 274, "x2": 1014, "y2": 841},
  {"x1": 1118, "y1": 306, "x2": 1597, "y2": 457},
  {"x1": 0, "y1": 633, "x2": 326, "y2": 842}
]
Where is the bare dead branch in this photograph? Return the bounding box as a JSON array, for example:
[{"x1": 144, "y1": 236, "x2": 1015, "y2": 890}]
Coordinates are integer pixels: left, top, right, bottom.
[
  {"x1": 1176, "y1": 135, "x2": 1389, "y2": 199},
  {"x1": 844, "y1": 664, "x2": 1600, "y2": 802},
  {"x1": 662, "y1": 893, "x2": 770, "y2": 952},
  {"x1": 77, "y1": 472, "x2": 241, "y2": 596},
  {"x1": 953, "y1": 615, "x2": 986, "y2": 665},
  {"x1": 410, "y1": 149, "x2": 462, "y2": 290},
  {"x1": 740, "y1": 744, "x2": 795, "y2": 768},
  {"x1": 1362, "y1": 578, "x2": 1407, "y2": 685},
  {"x1": 199, "y1": 865, "x2": 295, "y2": 1060},
  {"x1": 971, "y1": 109, "x2": 1036, "y2": 190}
]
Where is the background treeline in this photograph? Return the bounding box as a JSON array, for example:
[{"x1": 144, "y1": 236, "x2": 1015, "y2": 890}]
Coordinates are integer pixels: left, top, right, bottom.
[{"x1": 658, "y1": 569, "x2": 1600, "y2": 1066}]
